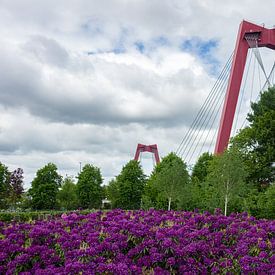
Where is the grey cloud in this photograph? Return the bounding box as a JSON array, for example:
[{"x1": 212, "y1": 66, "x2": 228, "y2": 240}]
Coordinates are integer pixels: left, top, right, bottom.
[
  {"x1": 0, "y1": 0, "x2": 274, "y2": 187},
  {"x1": 23, "y1": 35, "x2": 69, "y2": 67},
  {"x1": 0, "y1": 38, "x2": 212, "y2": 127}
]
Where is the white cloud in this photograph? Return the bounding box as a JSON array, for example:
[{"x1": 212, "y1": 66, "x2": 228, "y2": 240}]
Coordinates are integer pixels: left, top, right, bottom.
[{"x1": 0, "y1": 0, "x2": 274, "y2": 187}]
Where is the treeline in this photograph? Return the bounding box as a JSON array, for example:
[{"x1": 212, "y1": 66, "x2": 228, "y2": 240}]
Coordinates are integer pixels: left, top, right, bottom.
[
  {"x1": 0, "y1": 162, "x2": 105, "y2": 211},
  {"x1": 0, "y1": 166, "x2": 24, "y2": 209},
  {"x1": 0, "y1": 87, "x2": 274, "y2": 218}
]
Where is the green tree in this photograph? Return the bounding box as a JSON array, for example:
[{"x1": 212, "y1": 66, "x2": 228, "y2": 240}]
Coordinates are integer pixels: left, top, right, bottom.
[
  {"x1": 257, "y1": 183, "x2": 275, "y2": 219},
  {"x1": 9, "y1": 168, "x2": 24, "y2": 208},
  {"x1": 182, "y1": 176, "x2": 207, "y2": 212},
  {"x1": 114, "y1": 160, "x2": 146, "y2": 210},
  {"x1": 179, "y1": 152, "x2": 214, "y2": 212},
  {"x1": 191, "y1": 152, "x2": 213, "y2": 183},
  {"x1": 0, "y1": 162, "x2": 10, "y2": 209},
  {"x1": 157, "y1": 153, "x2": 190, "y2": 210},
  {"x1": 143, "y1": 153, "x2": 189, "y2": 210},
  {"x1": 205, "y1": 148, "x2": 248, "y2": 216},
  {"x1": 231, "y1": 86, "x2": 275, "y2": 187},
  {"x1": 29, "y1": 163, "x2": 62, "y2": 210},
  {"x1": 106, "y1": 179, "x2": 120, "y2": 208},
  {"x1": 76, "y1": 164, "x2": 103, "y2": 209},
  {"x1": 57, "y1": 176, "x2": 78, "y2": 210}
]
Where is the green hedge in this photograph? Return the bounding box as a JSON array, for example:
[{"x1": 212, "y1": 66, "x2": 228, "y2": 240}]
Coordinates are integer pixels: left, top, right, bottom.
[{"x1": 0, "y1": 209, "x2": 95, "y2": 223}]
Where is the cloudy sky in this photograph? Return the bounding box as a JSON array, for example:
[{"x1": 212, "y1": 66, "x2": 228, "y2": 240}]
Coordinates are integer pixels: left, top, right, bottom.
[{"x1": 0, "y1": 0, "x2": 274, "y2": 188}]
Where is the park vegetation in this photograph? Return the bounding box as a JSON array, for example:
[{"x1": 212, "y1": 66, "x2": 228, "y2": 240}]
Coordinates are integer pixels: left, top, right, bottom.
[
  {"x1": 0, "y1": 210, "x2": 274, "y2": 274},
  {"x1": 0, "y1": 87, "x2": 274, "y2": 219}
]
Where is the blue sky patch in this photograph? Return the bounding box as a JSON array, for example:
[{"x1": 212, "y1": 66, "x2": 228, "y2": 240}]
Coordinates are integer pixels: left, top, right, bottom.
[
  {"x1": 134, "y1": 36, "x2": 170, "y2": 54},
  {"x1": 181, "y1": 38, "x2": 218, "y2": 56},
  {"x1": 181, "y1": 37, "x2": 220, "y2": 75},
  {"x1": 153, "y1": 36, "x2": 170, "y2": 47},
  {"x1": 81, "y1": 19, "x2": 103, "y2": 36},
  {"x1": 134, "y1": 41, "x2": 145, "y2": 53}
]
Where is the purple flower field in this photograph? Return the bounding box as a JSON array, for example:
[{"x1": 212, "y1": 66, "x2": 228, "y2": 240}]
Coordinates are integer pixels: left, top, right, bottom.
[{"x1": 0, "y1": 209, "x2": 274, "y2": 274}]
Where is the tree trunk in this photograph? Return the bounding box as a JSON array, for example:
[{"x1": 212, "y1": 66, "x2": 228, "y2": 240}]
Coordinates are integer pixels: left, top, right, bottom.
[
  {"x1": 224, "y1": 180, "x2": 229, "y2": 216},
  {"x1": 168, "y1": 197, "x2": 171, "y2": 211}
]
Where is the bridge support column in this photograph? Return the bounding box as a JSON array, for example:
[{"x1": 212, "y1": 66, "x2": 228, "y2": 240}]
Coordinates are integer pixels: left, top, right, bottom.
[
  {"x1": 134, "y1": 144, "x2": 160, "y2": 164},
  {"x1": 215, "y1": 20, "x2": 275, "y2": 154}
]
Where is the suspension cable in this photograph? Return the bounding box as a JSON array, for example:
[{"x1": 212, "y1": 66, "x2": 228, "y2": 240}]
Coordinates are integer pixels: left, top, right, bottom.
[
  {"x1": 187, "y1": 85, "x2": 227, "y2": 162},
  {"x1": 245, "y1": 36, "x2": 271, "y2": 87},
  {"x1": 176, "y1": 56, "x2": 233, "y2": 154},
  {"x1": 197, "y1": 60, "x2": 242, "y2": 158},
  {"x1": 258, "y1": 60, "x2": 262, "y2": 92},
  {"x1": 186, "y1": 66, "x2": 231, "y2": 162},
  {"x1": 176, "y1": 52, "x2": 233, "y2": 156},
  {"x1": 176, "y1": 52, "x2": 233, "y2": 157},
  {"x1": 262, "y1": 62, "x2": 275, "y2": 90},
  {"x1": 180, "y1": 73, "x2": 228, "y2": 161},
  {"x1": 250, "y1": 51, "x2": 256, "y2": 103},
  {"x1": 232, "y1": 49, "x2": 253, "y2": 135},
  {"x1": 179, "y1": 57, "x2": 232, "y2": 161},
  {"x1": 238, "y1": 62, "x2": 275, "y2": 130}
]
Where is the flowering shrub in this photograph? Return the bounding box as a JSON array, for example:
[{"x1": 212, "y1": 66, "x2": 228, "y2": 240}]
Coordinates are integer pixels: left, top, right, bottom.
[{"x1": 0, "y1": 209, "x2": 274, "y2": 274}]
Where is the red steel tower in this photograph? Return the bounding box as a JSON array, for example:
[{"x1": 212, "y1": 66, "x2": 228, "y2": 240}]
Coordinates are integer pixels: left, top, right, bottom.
[
  {"x1": 134, "y1": 144, "x2": 160, "y2": 164},
  {"x1": 215, "y1": 20, "x2": 275, "y2": 154}
]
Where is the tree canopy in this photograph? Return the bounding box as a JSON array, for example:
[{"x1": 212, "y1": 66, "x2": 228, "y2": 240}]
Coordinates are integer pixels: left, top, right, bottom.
[
  {"x1": 143, "y1": 153, "x2": 190, "y2": 210},
  {"x1": 191, "y1": 152, "x2": 213, "y2": 183},
  {"x1": 29, "y1": 163, "x2": 62, "y2": 210},
  {"x1": 231, "y1": 86, "x2": 275, "y2": 187},
  {"x1": 9, "y1": 168, "x2": 24, "y2": 207},
  {"x1": 57, "y1": 176, "x2": 78, "y2": 210},
  {"x1": 205, "y1": 148, "x2": 248, "y2": 216},
  {"x1": 0, "y1": 162, "x2": 11, "y2": 209},
  {"x1": 76, "y1": 164, "x2": 103, "y2": 209},
  {"x1": 107, "y1": 160, "x2": 146, "y2": 210}
]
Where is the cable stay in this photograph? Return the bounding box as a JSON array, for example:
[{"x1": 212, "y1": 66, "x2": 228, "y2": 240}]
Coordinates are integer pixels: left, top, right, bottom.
[
  {"x1": 176, "y1": 52, "x2": 234, "y2": 161},
  {"x1": 198, "y1": 50, "x2": 253, "y2": 158},
  {"x1": 177, "y1": 54, "x2": 233, "y2": 163},
  {"x1": 176, "y1": 21, "x2": 275, "y2": 164},
  {"x1": 184, "y1": 72, "x2": 229, "y2": 163},
  {"x1": 238, "y1": 62, "x2": 275, "y2": 131},
  {"x1": 245, "y1": 35, "x2": 271, "y2": 87},
  {"x1": 262, "y1": 61, "x2": 275, "y2": 90},
  {"x1": 197, "y1": 60, "x2": 246, "y2": 158},
  {"x1": 232, "y1": 49, "x2": 253, "y2": 136},
  {"x1": 176, "y1": 52, "x2": 233, "y2": 157}
]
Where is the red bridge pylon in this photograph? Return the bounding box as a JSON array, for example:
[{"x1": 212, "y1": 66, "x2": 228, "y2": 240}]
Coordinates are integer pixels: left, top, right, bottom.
[
  {"x1": 134, "y1": 144, "x2": 160, "y2": 164},
  {"x1": 215, "y1": 20, "x2": 275, "y2": 154}
]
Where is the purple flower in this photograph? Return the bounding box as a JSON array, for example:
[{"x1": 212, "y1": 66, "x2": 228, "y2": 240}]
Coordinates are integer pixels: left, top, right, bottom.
[
  {"x1": 0, "y1": 210, "x2": 273, "y2": 274},
  {"x1": 167, "y1": 257, "x2": 176, "y2": 266}
]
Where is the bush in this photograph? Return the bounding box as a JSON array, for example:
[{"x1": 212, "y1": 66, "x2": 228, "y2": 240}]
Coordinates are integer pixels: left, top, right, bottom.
[{"x1": 0, "y1": 209, "x2": 96, "y2": 222}]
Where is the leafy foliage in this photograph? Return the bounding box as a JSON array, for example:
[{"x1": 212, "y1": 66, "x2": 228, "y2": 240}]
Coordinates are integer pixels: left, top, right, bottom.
[
  {"x1": 9, "y1": 168, "x2": 24, "y2": 207},
  {"x1": 231, "y1": 86, "x2": 275, "y2": 187},
  {"x1": 245, "y1": 183, "x2": 275, "y2": 219},
  {"x1": 205, "y1": 148, "x2": 248, "y2": 215},
  {"x1": 191, "y1": 152, "x2": 213, "y2": 183},
  {"x1": 29, "y1": 163, "x2": 62, "y2": 210},
  {"x1": 143, "y1": 153, "x2": 190, "y2": 210},
  {"x1": 256, "y1": 183, "x2": 275, "y2": 219},
  {"x1": 57, "y1": 176, "x2": 78, "y2": 210},
  {"x1": 76, "y1": 164, "x2": 103, "y2": 209},
  {"x1": 106, "y1": 179, "x2": 120, "y2": 208},
  {"x1": 108, "y1": 160, "x2": 146, "y2": 210},
  {"x1": 0, "y1": 162, "x2": 10, "y2": 209}
]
